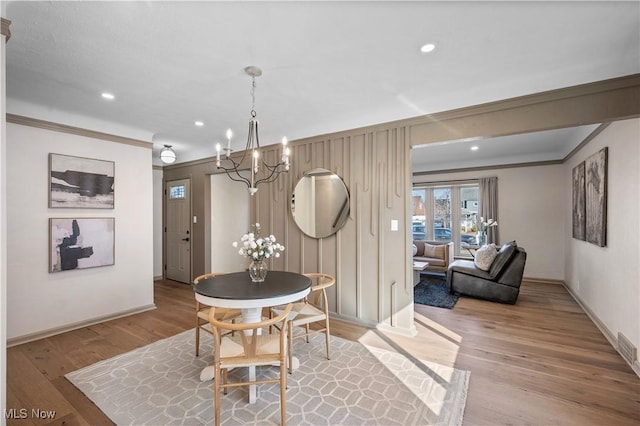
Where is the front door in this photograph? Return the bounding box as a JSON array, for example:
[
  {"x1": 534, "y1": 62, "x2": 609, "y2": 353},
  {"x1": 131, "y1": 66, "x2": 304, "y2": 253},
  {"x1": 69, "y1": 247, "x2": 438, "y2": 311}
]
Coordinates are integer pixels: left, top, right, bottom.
[{"x1": 165, "y1": 178, "x2": 191, "y2": 283}]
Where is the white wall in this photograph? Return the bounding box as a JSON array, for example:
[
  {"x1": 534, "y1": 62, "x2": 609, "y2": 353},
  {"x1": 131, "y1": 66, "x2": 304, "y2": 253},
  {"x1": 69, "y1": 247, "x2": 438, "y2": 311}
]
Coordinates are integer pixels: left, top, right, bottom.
[
  {"x1": 153, "y1": 168, "x2": 163, "y2": 278},
  {"x1": 210, "y1": 174, "x2": 250, "y2": 273},
  {"x1": 414, "y1": 163, "x2": 565, "y2": 280},
  {"x1": 6, "y1": 123, "x2": 155, "y2": 341},
  {"x1": 1, "y1": 26, "x2": 8, "y2": 419},
  {"x1": 564, "y1": 119, "x2": 640, "y2": 362}
]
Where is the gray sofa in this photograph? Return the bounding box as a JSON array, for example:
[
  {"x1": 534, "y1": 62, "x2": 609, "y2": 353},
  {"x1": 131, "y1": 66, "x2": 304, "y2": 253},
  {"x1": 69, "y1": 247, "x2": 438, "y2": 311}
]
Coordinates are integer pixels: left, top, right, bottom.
[{"x1": 446, "y1": 241, "x2": 526, "y2": 304}]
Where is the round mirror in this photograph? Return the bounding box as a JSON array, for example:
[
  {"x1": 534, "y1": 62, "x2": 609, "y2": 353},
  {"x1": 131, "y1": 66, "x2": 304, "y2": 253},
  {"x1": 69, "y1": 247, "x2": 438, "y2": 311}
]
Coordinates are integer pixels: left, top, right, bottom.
[{"x1": 291, "y1": 168, "x2": 350, "y2": 238}]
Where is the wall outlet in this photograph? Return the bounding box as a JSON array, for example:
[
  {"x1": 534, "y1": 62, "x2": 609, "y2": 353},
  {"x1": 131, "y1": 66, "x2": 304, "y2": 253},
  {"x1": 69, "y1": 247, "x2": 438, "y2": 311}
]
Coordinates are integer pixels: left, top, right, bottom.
[{"x1": 391, "y1": 220, "x2": 398, "y2": 231}]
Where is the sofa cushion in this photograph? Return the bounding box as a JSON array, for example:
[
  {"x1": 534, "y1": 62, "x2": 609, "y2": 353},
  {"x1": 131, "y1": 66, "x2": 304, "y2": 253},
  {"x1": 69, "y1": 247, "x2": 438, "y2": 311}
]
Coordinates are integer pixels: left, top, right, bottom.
[
  {"x1": 448, "y1": 259, "x2": 492, "y2": 280},
  {"x1": 489, "y1": 241, "x2": 518, "y2": 279},
  {"x1": 474, "y1": 243, "x2": 498, "y2": 271},
  {"x1": 423, "y1": 243, "x2": 445, "y2": 259},
  {"x1": 414, "y1": 256, "x2": 446, "y2": 268}
]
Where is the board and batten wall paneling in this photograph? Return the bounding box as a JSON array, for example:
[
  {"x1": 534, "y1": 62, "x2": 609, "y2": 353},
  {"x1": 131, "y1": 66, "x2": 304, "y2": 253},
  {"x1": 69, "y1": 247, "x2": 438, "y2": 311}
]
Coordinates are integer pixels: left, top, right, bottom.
[{"x1": 254, "y1": 126, "x2": 415, "y2": 335}]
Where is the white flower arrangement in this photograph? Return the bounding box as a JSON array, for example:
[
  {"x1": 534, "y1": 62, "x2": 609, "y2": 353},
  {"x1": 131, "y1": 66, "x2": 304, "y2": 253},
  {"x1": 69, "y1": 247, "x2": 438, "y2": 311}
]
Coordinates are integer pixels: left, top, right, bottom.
[
  {"x1": 232, "y1": 223, "x2": 285, "y2": 261},
  {"x1": 479, "y1": 217, "x2": 498, "y2": 232}
]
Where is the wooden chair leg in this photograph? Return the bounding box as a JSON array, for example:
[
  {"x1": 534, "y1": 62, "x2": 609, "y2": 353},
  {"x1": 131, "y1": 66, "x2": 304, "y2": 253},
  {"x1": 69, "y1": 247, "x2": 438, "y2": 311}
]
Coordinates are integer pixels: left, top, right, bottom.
[
  {"x1": 214, "y1": 364, "x2": 221, "y2": 426},
  {"x1": 195, "y1": 325, "x2": 200, "y2": 357},
  {"x1": 280, "y1": 359, "x2": 287, "y2": 426},
  {"x1": 305, "y1": 324, "x2": 310, "y2": 343},
  {"x1": 325, "y1": 317, "x2": 331, "y2": 360},
  {"x1": 288, "y1": 322, "x2": 294, "y2": 374},
  {"x1": 223, "y1": 369, "x2": 228, "y2": 395}
]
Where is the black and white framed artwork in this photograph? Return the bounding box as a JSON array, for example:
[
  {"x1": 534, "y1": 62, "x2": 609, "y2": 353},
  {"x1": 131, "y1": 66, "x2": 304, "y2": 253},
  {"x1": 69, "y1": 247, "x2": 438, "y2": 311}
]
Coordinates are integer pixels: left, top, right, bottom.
[
  {"x1": 585, "y1": 147, "x2": 608, "y2": 247},
  {"x1": 571, "y1": 161, "x2": 586, "y2": 241},
  {"x1": 49, "y1": 153, "x2": 114, "y2": 208},
  {"x1": 49, "y1": 218, "x2": 115, "y2": 272}
]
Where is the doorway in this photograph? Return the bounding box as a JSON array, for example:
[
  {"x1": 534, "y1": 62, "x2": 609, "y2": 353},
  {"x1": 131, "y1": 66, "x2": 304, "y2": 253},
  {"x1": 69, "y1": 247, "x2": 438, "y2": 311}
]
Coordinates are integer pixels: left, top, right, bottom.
[{"x1": 165, "y1": 178, "x2": 191, "y2": 283}]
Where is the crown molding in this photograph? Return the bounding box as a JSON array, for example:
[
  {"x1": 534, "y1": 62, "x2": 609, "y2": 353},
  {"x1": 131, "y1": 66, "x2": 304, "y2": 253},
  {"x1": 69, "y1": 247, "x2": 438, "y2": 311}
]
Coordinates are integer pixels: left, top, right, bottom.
[
  {"x1": 413, "y1": 159, "x2": 563, "y2": 176},
  {"x1": 407, "y1": 73, "x2": 640, "y2": 146},
  {"x1": 7, "y1": 114, "x2": 152, "y2": 149}
]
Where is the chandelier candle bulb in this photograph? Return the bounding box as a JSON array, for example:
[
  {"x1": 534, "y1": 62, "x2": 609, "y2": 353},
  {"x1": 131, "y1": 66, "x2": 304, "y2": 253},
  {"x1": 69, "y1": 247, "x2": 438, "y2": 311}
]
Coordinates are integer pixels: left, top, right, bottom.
[
  {"x1": 253, "y1": 150, "x2": 259, "y2": 172},
  {"x1": 226, "y1": 129, "x2": 232, "y2": 154},
  {"x1": 215, "y1": 143, "x2": 221, "y2": 166},
  {"x1": 281, "y1": 137, "x2": 288, "y2": 162}
]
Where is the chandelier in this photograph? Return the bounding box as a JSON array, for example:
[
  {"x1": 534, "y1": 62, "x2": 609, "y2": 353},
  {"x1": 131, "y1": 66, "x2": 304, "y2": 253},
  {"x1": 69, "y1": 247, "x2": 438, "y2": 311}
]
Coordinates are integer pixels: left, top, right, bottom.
[{"x1": 215, "y1": 66, "x2": 290, "y2": 195}]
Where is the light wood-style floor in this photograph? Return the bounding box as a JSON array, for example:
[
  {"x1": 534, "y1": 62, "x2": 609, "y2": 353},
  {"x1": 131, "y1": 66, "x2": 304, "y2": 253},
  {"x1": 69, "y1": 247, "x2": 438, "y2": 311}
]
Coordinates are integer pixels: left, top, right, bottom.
[{"x1": 6, "y1": 279, "x2": 640, "y2": 425}]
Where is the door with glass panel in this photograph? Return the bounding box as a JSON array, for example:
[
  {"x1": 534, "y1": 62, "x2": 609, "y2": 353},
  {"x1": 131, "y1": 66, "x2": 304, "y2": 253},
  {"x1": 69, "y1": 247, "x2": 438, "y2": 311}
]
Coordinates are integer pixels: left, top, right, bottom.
[{"x1": 165, "y1": 178, "x2": 191, "y2": 283}]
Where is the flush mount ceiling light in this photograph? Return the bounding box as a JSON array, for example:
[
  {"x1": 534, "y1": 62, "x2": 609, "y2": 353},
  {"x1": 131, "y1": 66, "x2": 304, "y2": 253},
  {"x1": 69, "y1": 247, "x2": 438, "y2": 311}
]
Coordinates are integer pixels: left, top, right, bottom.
[
  {"x1": 160, "y1": 144, "x2": 176, "y2": 164},
  {"x1": 215, "y1": 66, "x2": 290, "y2": 196},
  {"x1": 471, "y1": 146, "x2": 479, "y2": 151},
  {"x1": 195, "y1": 121, "x2": 204, "y2": 127},
  {"x1": 101, "y1": 92, "x2": 115, "y2": 100}
]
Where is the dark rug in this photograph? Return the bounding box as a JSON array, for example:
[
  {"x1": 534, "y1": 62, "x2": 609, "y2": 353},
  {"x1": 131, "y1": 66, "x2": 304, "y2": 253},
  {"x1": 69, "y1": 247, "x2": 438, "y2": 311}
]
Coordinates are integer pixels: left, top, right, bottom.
[{"x1": 414, "y1": 275, "x2": 459, "y2": 309}]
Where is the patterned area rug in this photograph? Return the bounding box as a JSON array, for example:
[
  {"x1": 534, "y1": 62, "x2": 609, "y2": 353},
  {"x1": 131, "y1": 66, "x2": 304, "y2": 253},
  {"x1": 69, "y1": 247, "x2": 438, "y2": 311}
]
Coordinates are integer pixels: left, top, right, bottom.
[
  {"x1": 66, "y1": 329, "x2": 469, "y2": 425},
  {"x1": 414, "y1": 276, "x2": 459, "y2": 309}
]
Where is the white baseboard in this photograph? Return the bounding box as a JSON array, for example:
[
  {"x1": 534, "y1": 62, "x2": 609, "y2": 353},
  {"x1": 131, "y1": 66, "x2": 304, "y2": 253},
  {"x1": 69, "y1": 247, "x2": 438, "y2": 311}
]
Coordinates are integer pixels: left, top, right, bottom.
[
  {"x1": 523, "y1": 276, "x2": 564, "y2": 285},
  {"x1": 7, "y1": 304, "x2": 157, "y2": 347},
  {"x1": 561, "y1": 283, "x2": 640, "y2": 379}
]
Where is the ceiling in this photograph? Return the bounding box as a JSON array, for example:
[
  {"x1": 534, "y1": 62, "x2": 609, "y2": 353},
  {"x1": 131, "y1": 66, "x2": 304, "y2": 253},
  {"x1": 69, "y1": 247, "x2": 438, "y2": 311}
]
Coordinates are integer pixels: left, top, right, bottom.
[{"x1": 3, "y1": 1, "x2": 639, "y2": 168}]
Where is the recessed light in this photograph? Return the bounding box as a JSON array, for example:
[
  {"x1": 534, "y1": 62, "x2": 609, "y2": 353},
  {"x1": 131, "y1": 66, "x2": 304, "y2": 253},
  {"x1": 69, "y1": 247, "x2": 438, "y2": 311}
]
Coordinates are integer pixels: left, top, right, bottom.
[
  {"x1": 195, "y1": 121, "x2": 204, "y2": 127},
  {"x1": 101, "y1": 92, "x2": 115, "y2": 100},
  {"x1": 471, "y1": 146, "x2": 479, "y2": 151},
  {"x1": 420, "y1": 43, "x2": 436, "y2": 53}
]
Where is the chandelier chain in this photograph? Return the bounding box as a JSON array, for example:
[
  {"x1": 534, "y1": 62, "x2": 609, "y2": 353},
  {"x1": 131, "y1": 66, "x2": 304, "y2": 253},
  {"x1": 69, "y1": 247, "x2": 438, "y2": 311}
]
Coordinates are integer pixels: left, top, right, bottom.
[{"x1": 250, "y1": 76, "x2": 257, "y2": 117}]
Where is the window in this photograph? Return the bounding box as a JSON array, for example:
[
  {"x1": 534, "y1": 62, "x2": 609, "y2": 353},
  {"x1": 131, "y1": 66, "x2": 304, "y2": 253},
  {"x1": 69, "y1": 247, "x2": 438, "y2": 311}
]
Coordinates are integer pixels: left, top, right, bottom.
[
  {"x1": 169, "y1": 185, "x2": 186, "y2": 199},
  {"x1": 412, "y1": 181, "x2": 479, "y2": 257}
]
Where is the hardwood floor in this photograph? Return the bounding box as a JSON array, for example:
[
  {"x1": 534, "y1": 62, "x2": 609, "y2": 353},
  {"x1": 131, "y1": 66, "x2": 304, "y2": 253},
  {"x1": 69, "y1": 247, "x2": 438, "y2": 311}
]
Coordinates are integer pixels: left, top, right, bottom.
[{"x1": 6, "y1": 279, "x2": 639, "y2": 425}]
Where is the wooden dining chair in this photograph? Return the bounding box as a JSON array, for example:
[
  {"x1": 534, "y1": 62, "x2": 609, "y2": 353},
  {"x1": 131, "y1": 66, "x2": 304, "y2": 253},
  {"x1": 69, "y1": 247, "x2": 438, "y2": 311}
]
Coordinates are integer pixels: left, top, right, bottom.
[
  {"x1": 208, "y1": 303, "x2": 293, "y2": 426},
  {"x1": 193, "y1": 273, "x2": 242, "y2": 357},
  {"x1": 271, "y1": 273, "x2": 335, "y2": 373}
]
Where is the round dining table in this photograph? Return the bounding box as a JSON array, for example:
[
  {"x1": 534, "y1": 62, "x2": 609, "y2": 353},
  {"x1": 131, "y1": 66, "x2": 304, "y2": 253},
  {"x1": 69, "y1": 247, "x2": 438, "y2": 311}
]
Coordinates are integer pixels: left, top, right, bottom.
[{"x1": 193, "y1": 270, "x2": 311, "y2": 403}]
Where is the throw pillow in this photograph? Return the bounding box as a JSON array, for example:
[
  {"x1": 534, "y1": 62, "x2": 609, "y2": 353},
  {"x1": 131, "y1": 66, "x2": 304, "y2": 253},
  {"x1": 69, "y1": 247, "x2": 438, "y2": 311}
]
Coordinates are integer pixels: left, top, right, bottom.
[
  {"x1": 474, "y1": 243, "x2": 498, "y2": 271},
  {"x1": 412, "y1": 244, "x2": 418, "y2": 256},
  {"x1": 423, "y1": 243, "x2": 445, "y2": 259}
]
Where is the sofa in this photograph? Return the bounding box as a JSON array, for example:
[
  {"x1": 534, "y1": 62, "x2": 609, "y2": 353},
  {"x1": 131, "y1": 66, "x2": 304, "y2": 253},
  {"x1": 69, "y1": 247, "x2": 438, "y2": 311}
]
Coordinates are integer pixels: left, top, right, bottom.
[
  {"x1": 413, "y1": 240, "x2": 454, "y2": 274},
  {"x1": 446, "y1": 241, "x2": 526, "y2": 304}
]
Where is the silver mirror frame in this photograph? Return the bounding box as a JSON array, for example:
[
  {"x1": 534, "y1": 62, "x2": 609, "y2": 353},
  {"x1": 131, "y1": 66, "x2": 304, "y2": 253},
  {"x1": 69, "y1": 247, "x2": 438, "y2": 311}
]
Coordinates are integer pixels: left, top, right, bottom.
[{"x1": 291, "y1": 168, "x2": 350, "y2": 239}]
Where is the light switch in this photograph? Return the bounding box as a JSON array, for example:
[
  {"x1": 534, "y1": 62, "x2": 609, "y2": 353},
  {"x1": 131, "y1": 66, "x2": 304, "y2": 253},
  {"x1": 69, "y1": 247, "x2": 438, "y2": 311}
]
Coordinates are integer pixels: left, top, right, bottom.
[
  {"x1": 193, "y1": 216, "x2": 197, "y2": 224},
  {"x1": 391, "y1": 219, "x2": 399, "y2": 231}
]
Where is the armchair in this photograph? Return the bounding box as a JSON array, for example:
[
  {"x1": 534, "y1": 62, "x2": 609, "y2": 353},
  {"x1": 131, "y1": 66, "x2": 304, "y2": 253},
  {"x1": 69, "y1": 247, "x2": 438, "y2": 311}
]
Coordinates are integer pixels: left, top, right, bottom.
[{"x1": 446, "y1": 241, "x2": 526, "y2": 304}]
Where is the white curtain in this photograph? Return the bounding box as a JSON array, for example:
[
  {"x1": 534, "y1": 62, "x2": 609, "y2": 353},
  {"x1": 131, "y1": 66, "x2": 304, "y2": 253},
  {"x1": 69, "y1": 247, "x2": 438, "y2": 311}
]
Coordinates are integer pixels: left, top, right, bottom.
[{"x1": 479, "y1": 177, "x2": 499, "y2": 245}]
